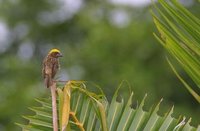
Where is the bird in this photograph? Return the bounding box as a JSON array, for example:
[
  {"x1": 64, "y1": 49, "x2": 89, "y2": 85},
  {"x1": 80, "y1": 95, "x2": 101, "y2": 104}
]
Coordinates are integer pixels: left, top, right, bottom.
[{"x1": 42, "y1": 48, "x2": 63, "y2": 88}]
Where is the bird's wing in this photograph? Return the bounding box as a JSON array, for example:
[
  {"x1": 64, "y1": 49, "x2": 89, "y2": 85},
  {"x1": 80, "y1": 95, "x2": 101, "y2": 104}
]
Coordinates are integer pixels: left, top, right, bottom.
[
  {"x1": 43, "y1": 58, "x2": 53, "y2": 77},
  {"x1": 42, "y1": 58, "x2": 52, "y2": 88},
  {"x1": 44, "y1": 65, "x2": 53, "y2": 87}
]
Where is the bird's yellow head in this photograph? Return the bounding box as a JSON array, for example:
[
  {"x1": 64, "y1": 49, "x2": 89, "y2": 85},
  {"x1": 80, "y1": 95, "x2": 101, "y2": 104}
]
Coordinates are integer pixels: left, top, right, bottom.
[{"x1": 48, "y1": 48, "x2": 63, "y2": 58}]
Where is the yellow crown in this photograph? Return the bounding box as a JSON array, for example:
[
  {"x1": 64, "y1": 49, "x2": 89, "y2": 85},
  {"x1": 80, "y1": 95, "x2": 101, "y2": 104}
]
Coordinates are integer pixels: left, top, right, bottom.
[{"x1": 49, "y1": 48, "x2": 61, "y2": 54}]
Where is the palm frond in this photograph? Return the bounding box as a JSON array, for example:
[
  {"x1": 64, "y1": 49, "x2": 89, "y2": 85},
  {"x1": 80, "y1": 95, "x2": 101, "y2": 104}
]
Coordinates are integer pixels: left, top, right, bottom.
[
  {"x1": 152, "y1": 0, "x2": 200, "y2": 102},
  {"x1": 17, "y1": 82, "x2": 198, "y2": 131}
]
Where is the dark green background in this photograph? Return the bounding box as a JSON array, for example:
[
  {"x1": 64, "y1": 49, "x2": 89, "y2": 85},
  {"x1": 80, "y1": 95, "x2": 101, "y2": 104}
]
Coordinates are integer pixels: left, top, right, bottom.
[{"x1": 0, "y1": 0, "x2": 199, "y2": 130}]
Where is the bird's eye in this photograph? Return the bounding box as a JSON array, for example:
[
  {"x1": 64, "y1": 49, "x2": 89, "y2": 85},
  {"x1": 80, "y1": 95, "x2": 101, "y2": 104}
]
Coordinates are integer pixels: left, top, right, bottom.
[{"x1": 56, "y1": 52, "x2": 63, "y2": 57}]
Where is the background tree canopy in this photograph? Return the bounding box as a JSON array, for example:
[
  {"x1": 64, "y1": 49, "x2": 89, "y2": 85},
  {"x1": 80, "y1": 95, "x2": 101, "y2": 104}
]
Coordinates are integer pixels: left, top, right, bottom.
[{"x1": 0, "y1": 0, "x2": 199, "y2": 130}]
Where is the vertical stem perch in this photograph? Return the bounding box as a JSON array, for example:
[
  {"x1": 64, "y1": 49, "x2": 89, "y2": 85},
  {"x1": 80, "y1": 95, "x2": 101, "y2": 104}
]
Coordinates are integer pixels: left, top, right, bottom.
[{"x1": 51, "y1": 82, "x2": 58, "y2": 131}]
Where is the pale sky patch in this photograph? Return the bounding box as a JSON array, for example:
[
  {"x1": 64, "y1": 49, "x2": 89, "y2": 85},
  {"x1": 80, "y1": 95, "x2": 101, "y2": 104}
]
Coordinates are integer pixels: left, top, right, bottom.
[
  {"x1": 17, "y1": 41, "x2": 35, "y2": 61},
  {"x1": 38, "y1": 0, "x2": 83, "y2": 25},
  {"x1": 109, "y1": 0, "x2": 152, "y2": 7},
  {"x1": 0, "y1": 21, "x2": 10, "y2": 53},
  {"x1": 109, "y1": 9, "x2": 130, "y2": 28}
]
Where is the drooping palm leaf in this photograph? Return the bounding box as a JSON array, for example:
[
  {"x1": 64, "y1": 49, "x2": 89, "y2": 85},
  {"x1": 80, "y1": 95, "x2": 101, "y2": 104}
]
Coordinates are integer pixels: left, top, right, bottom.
[
  {"x1": 17, "y1": 82, "x2": 199, "y2": 131},
  {"x1": 152, "y1": 0, "x2": 200, "y2": 102}
]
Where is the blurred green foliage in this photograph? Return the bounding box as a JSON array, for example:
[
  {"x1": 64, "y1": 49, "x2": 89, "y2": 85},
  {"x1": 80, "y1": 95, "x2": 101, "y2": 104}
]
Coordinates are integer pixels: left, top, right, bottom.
[{"x1": 0, "y1": 0, "x2": 199, "y2": 130}]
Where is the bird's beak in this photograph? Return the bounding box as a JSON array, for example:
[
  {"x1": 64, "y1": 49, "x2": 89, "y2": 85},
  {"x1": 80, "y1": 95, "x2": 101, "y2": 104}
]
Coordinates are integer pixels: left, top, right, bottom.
[{"x1": 57, "y1": 53, "x2": 63, "y2": 57}]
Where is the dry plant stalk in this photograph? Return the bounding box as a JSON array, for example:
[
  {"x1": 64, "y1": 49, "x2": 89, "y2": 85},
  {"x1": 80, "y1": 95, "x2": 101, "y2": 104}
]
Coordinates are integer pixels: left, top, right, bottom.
[
  {"x1": 50, "y1": 82, "x2": 58, "y2": 131},
  {"x1": 61, "y1": 82, "x2": 71, "y2": 131},
  {"x1": 61, "y1": 81, "x2": 85, "y2": 131},
  {"x1": 70, "y1": 112, "x2": 85, "y2": 131}
]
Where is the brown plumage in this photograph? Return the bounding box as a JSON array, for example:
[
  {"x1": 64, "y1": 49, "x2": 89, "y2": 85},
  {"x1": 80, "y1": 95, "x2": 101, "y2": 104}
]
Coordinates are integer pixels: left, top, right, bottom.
[{"x1": 42, "y1": 49, "x2": 63, "y2": 88}]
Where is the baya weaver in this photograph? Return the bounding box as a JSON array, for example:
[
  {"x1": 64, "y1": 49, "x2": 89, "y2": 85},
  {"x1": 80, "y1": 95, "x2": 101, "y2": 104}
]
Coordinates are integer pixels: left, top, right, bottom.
[{"x1": 42, "y1": 48, "x2": 63, "y2": 88}]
